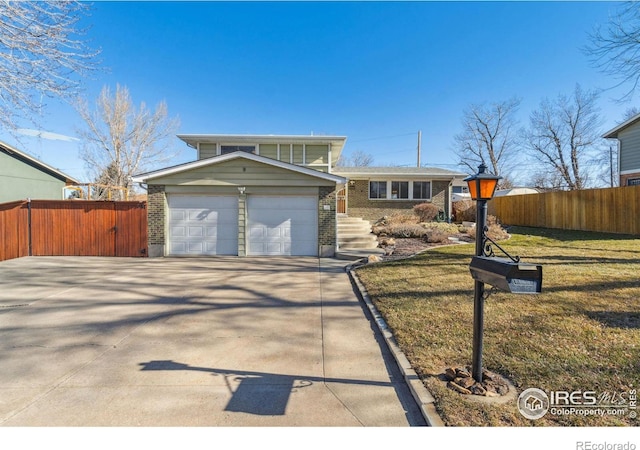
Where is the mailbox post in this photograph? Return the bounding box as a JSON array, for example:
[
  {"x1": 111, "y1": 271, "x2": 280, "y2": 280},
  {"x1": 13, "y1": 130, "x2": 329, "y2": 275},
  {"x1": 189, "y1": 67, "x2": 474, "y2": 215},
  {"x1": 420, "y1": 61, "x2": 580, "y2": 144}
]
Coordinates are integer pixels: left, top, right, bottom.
[
  {"x1": 464, "y1": 164, "x2": 543, "y2": 384},
  {"x1": 464, "y1": 164, "x2": 502, "y2": 383}
]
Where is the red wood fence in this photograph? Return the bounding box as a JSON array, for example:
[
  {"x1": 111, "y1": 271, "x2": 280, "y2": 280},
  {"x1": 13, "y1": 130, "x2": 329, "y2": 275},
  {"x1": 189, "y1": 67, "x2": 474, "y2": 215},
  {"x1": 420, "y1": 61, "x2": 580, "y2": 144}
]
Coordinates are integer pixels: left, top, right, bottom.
[{"x1": 0, "y1": 200, "x2": 147, "y2": 262}]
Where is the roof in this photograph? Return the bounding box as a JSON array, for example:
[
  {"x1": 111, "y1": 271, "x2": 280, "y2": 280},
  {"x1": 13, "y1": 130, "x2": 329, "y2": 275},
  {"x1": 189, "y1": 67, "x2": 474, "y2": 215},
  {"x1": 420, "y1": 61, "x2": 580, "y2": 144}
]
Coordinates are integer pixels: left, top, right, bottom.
[
  {"x1": 603, "y1": 112, "x2": 640, "y2": 138},
  {"x1": 333, "y1": 166, "x2": 468, "y2": 179},
  {"x1": 0, "y1": 140, "x2": 80, "y2": 184},
  {"x1": 132, "y1": 150, "x2": 347, "y2": 184}
]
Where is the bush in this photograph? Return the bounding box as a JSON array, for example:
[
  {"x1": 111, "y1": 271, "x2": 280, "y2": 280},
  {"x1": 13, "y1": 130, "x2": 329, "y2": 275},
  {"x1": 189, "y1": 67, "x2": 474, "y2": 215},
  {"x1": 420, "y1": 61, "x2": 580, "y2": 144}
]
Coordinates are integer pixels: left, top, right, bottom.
[
  {"x1": 466, "y1": 218, "x2": 509, "y2": 242},
  {"x1": 413, "y1": 203, "x2": 440, "y2": 222},
  {"x1": 385, "y1": 224, "x2": 430, "y2": 238},
  {"x1": 453, "y1": 200, "x2": 476, "y2": 223},
  {"x1": 422, "y1": 222, "x2": 460, "y2": 234}
]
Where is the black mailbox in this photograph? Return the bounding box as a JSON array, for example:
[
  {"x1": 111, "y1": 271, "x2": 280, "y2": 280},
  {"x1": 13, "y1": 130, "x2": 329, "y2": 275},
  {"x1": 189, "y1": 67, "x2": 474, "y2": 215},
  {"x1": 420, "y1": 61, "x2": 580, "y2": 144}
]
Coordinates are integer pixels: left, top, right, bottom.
[{"x1": 469, "y1": 256, "x2": 542, "y2": 294}]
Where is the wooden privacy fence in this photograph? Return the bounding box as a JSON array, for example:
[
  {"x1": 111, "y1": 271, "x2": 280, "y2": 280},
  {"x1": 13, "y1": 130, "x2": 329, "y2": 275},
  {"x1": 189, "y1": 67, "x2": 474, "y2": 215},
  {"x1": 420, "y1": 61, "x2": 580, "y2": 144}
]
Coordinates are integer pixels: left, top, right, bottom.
[
  {"x1": 490, "y1": 185, "x2": 640, "y2": 235},
  {"x1": 0, "y1": 200, "x2": 147, "y2": 262}
]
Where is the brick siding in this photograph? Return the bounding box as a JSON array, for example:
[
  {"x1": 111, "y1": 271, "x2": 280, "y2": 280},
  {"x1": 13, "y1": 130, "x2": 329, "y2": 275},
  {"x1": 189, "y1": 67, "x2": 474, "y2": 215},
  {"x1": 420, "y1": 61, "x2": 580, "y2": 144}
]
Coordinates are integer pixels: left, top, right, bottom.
[
  {"x1": 346, "y1": 179, "x2": 450, "y2": 222},
  {"x1": 147, "y1": 184, "x2": 165, "y2": 246},
  {"x1": 318, "y1": 186, "x2": 336, "y2": 256}
]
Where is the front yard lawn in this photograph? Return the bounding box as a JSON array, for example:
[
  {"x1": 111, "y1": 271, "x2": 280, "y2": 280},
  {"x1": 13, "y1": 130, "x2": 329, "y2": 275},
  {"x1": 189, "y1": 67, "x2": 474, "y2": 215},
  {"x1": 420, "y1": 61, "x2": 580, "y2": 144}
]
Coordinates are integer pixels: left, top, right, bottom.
[{"x1": 355, "y1": 227, "x2": 640, "y2": 426}]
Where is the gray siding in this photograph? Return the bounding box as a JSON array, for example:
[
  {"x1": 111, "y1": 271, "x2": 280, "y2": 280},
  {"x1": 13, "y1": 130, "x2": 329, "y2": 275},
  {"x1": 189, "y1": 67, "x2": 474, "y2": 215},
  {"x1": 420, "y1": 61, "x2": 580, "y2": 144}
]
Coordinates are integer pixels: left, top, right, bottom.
[{"x1": 619, "y1": 125, "x2": 640, "y2": 172}]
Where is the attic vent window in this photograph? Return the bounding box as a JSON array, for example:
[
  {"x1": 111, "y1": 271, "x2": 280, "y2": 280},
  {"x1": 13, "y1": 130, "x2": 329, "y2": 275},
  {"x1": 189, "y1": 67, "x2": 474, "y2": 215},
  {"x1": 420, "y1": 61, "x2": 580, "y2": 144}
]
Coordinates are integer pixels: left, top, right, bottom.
[{"x1": 221, "y1": 145, "x2": 256, "y2": 155}]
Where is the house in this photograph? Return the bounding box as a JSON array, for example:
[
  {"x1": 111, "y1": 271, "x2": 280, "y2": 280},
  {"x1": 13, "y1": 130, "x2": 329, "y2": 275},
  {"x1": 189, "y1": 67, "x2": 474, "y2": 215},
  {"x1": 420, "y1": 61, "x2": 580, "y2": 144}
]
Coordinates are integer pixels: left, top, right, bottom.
[
  {"x1": 132, "y1": 134, "x2": 466, "y2": 258},
  {"x1": 603, "y1": 113, "x2": 640, "y2": 186},
  {"x1": 0, "y1": 140, "x2": 80, "y2": 203},
  {"x1": 332, "y1": 166, "x2": 467, "y2": 221}
]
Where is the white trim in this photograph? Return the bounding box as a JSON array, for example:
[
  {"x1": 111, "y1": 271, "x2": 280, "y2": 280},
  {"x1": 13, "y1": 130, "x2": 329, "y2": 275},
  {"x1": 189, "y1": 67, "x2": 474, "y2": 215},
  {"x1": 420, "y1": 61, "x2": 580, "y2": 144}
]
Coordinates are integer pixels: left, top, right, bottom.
[
  {"x1": 133, "y1": 151, "x2": 347, "y2": 184},
  {"x1": 620, "y1": 169, "x2": 640, "y2": 175},
  {"x1": 603, "y1": 112, "x2": 640, "y2": 138},
  {"x1": 367, "y1": 179, "x2": 433, "y2": 201}
]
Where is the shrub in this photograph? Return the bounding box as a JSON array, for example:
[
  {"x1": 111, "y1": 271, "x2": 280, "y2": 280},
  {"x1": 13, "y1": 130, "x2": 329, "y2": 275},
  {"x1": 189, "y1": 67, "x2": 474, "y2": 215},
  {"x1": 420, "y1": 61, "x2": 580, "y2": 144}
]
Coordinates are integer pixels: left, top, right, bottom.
[
  {"x1": 373, "y1": 213, "x2": 419, "y2": 227},
  {"x1": 454, "y1": 200, "x2": 476, "y2": 223},
  {"x1": 413, "y1": 203, "x2": 440, "y2": 222},
  {"x1": 426, "y1": 231, "x2": 452, "y2": 244},
  {"x1": 382, "y1": 224, "x2": 430, "y2": 238},
  {"x1": 466, "y1": 219, "x2": 509, "y2": 242},
  {"x1": 422, "y1": 222, "x2": 460, "y2": 234}
]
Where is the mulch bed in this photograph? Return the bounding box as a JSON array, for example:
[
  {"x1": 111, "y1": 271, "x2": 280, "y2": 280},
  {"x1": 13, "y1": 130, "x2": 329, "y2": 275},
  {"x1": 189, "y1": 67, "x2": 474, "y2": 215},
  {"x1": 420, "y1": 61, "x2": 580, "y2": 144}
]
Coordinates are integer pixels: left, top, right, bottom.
[{"x1": 379, "y1": 235, "x2": 474, "y2": 261}]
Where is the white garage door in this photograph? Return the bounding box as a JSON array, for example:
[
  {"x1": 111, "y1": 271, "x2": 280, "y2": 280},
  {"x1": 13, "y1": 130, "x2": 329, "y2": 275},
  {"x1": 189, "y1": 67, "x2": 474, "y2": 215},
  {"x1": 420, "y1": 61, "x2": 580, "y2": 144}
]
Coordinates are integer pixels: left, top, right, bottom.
[
  {"x1": 168, "y1": 195, "x2": 238, "y2": 256},
  {"x1": 247, "y1": 196, "x2": 318, "y2": 256}
]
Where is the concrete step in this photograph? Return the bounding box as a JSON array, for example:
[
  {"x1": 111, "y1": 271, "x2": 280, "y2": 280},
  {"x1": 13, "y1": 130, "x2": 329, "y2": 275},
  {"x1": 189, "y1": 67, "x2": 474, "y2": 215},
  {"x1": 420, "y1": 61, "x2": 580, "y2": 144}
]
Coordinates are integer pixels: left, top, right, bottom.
[
  {"x1": 337, "y1": 217, "x2": 372, "y2": 225},
  {"x1": 337, "y1": 224, "x2": 373, "y2": 233},
  {"x1": 337, "y1": 215, "x2": 379, "y2": 250},
  {"x1": 339, "y1": 235, "x2": 379, "y2": 246}
]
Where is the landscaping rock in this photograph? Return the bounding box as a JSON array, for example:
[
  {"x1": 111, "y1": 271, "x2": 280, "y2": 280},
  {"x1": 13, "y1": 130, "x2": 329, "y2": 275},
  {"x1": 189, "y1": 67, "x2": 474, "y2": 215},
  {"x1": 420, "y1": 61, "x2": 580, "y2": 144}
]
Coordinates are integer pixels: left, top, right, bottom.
[
  {"x1": 448, "y1": 381, "x2": 472, "y2": 395},
  {"x1": 444, "y1": 366, "x2": 511, "y2": 398}
]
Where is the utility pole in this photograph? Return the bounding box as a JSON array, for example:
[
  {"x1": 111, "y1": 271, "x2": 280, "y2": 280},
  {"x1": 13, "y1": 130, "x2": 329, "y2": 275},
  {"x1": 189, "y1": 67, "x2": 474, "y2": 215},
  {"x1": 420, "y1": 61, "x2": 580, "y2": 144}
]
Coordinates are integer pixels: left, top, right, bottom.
[{"x1": 417, "y1": 130, "x2": 422, "y2": 168}]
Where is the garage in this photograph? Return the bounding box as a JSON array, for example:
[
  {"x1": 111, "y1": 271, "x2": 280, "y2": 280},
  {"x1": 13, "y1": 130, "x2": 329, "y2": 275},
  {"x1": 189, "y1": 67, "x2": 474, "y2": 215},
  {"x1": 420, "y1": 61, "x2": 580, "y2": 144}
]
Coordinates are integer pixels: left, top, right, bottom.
[
  {"x1": 247, "y1": 196, "x2": 318, "y2": 256},
  {"x1": 168, "y1": 195, "x2": 238, "y2": 256}
]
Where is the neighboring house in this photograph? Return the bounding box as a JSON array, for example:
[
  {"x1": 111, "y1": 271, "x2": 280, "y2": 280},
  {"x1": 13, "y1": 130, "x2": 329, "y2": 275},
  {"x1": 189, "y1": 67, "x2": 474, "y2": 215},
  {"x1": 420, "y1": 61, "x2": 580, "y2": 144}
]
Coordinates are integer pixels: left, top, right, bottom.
[
  {"x1": 132, "y1": 134, "x2": 466, "y2": 258},
  {"x1": 603, "y1": 113, "x2": 640, "y2": 186},
  {"x1": 0, "y1": 140, "x2": 80, "y2": 203}
]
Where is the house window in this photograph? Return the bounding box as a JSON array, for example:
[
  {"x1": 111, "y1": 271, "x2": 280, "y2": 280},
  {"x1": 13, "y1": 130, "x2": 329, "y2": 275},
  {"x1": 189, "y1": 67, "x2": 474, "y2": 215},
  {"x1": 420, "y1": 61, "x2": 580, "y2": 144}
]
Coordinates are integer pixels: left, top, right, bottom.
[
  {"x1": 628, "y1": 178, "x2": 640, "y2": 186},
  {"x1": 391, "y1": 181, "x2": 409, "y2": 199},
  {"x1": 221, "y1": 145, "x2": 256, "y2": 155},
  {"x1": 413, "y1": 181, "x2": 431, "y2": 200},
  {"x1": 369, "y1": 181, "x2": 387, "y2": 199},
  {"x1": 452, "y1": 185, "x2": 468, "y2": 194}
]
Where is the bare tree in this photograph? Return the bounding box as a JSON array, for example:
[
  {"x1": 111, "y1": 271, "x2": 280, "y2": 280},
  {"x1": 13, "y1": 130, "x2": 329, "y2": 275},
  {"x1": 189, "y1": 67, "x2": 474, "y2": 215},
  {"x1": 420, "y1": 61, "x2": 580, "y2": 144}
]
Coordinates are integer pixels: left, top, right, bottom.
[
  {"x1": 76, "y1": 85, "x2": 180, "y2": 199},
  {"x1": 0, "y1": 1, "x2": 99, "y2": 131},
  {"x1": 336, "y1": 149, "x2": 374, "y2": 167},
  {"x1": 523, "y1": 85, "x2": 603, "y2": 190},
  {"x1": 453, "y1": 97, "x2": 521, "y2": 185},
  {"x1": 586, "y1": 2, "x2": 640, "y2": 101}
]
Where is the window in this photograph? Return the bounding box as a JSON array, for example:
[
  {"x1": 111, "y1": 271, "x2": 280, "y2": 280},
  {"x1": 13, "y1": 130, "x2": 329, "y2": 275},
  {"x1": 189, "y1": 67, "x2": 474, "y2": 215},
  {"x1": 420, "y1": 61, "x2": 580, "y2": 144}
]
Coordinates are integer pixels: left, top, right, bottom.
[
  {"x1": 391, "y1": 181, "x2": 409, "y2": 199},
  {"x1": 221, "y1": 145, "x2": 256, "y2": 155},
  {"x1": 413, "y1": 181, "x2": 431, "y2": 199},
  {"x1": 369, "y1": 181, "x2": 387, "y2": 199},
  {"x1": 452, "y1": 185, "x2": 468, "y2": 194},
  {"x1": 628, "y1": 178, "x2": 640, "y2": 186}
]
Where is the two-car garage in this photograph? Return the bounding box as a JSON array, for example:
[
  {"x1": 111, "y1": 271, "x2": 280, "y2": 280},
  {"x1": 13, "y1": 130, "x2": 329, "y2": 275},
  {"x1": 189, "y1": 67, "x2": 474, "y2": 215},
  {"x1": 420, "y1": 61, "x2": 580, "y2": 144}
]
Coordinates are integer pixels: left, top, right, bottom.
[
  {"x1": 168, "y1": 194, "x2": 318, "y2": 256},
  {"x1": 135, "y1": 150, "x2": 346, "y2": 258}
]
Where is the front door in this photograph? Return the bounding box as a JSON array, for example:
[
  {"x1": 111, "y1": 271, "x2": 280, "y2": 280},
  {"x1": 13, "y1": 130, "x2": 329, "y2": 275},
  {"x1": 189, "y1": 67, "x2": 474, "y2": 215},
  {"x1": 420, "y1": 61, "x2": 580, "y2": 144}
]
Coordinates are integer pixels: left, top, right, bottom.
[{"x1": 337, "y1": 188, "x2": 346, "y2": 214}]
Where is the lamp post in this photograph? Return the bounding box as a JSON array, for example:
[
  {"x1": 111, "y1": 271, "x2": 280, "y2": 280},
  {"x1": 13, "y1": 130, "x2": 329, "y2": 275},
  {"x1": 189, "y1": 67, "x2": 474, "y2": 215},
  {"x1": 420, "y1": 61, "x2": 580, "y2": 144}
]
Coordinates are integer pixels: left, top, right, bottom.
[{"x1": 464, "y1": 163, "x2": 502, "y2": 383}]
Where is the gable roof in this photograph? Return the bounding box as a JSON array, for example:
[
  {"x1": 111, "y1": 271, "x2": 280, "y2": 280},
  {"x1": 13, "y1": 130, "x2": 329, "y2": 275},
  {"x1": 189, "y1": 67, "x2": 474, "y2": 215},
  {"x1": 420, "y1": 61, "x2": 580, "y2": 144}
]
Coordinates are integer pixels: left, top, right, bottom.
[
  {"x1": 603, "y1": 112, "x2": 640, "y2": 138},
  {"x1": 0, "y1": 140, "x2": 80, "y2": 184},
  {"x1": 132, "y1": 150, "x2": 347, "y2": 184},
  {"x1": 333, "y1": 166, "x2": 468, "y2": 179}
]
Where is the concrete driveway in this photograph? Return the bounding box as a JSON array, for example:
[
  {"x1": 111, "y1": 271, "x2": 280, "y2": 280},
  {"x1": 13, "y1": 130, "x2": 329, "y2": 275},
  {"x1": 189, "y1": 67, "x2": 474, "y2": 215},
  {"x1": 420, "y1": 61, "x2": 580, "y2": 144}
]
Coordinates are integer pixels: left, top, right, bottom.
[{"x1": 0, "y1": 256, "x2": 425, "y2": 426}]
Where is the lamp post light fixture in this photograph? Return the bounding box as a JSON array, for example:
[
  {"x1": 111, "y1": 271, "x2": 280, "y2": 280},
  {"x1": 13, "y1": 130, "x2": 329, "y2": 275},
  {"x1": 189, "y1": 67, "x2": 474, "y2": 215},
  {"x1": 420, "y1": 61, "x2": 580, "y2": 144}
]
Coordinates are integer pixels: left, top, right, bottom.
[{"x1": 464, "y1": 163, "x2": 502, "y2": 383}]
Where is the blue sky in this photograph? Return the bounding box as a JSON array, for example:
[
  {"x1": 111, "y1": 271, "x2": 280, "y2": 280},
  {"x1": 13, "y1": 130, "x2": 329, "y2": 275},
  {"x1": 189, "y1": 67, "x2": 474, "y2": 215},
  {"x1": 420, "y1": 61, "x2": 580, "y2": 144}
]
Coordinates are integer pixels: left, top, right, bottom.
[{"x1": 1, "y1": 1, "x2": 634, "y2": 183}]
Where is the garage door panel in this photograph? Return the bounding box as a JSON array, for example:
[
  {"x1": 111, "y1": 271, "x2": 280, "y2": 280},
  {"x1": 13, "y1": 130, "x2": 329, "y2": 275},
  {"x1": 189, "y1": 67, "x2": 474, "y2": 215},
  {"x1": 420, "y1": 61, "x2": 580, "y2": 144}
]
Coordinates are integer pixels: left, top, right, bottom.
[
  {"x1": 168, "y1": 195, "x2": 238, "y2": 256},
  {"x1": 247, "y1": 196, "x2": 317, "y2": 256}
]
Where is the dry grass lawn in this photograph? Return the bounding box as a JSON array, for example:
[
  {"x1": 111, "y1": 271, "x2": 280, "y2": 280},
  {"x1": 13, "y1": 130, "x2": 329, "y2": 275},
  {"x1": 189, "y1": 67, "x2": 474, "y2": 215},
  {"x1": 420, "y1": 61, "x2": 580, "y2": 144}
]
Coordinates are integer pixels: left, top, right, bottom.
[{"x1": 355, "y1": 227, "x2": 640, "y2": 426}]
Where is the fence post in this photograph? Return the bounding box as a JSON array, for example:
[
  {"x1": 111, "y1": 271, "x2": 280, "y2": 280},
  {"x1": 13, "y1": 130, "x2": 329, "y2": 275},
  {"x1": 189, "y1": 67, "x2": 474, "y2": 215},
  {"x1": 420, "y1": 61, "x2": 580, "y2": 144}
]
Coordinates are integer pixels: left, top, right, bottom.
[{"x1": 27, "y1": 198, "x2": 32, "y2": 256}]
